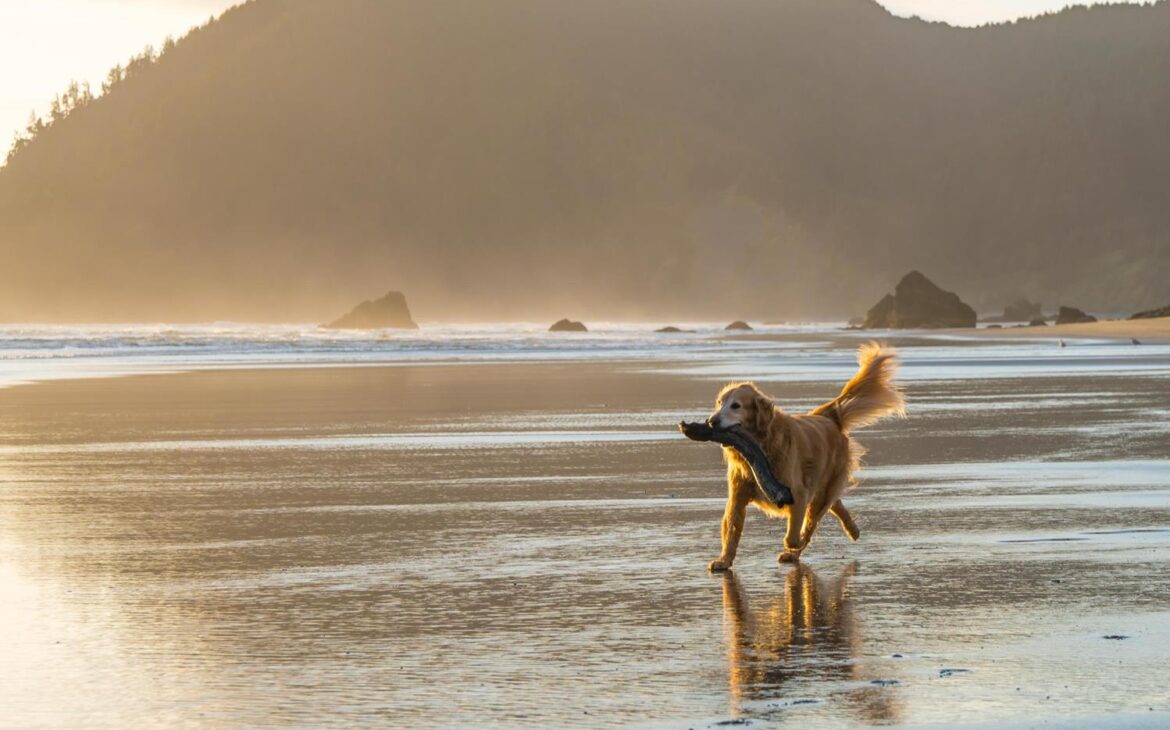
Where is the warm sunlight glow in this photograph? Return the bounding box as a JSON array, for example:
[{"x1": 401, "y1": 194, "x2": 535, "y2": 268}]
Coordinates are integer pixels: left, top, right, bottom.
[
  {"x1": 882, "y1": 0, "x2": 1150, "y2": 25},
  {"x1": 0, "y1": 1, "x2": 1151, "y2": 149},
  {"x1": 0, "y1": 0, "x2": 237, "y2": 148}
]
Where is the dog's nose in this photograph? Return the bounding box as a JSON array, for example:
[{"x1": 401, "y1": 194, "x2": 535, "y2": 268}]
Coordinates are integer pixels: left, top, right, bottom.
[{"x1": 706, "y1": 415, "x2": 719, "y2": 428}]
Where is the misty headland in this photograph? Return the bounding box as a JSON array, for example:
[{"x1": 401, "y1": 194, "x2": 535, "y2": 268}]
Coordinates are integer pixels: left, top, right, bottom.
[{"x1": 2, "y1": 0, "x2": 1169, "y2": 323}]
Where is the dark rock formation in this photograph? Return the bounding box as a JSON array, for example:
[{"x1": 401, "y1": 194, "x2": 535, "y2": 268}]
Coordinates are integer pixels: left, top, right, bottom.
[
  {"x1": 1130, "y1": 305, "x2": 1170, "y2": 320},
  {"x1": 865, "y1": 295, "x2": 896, "y2": 328},
  {"x1": 549, "y1": 318, "x2": 588, "y2": 332},
  {"x1": 1055, "y1": 306, "x2": 1097, "y2": 325},
  {"x1": 987, "y1": 298, "x2": 1043, "y2": 322},
  {"x1": 323, "y1": 291, "x2": 418, "y2": 329},
  {"x1": 863, "y1": 271, "x2": 976, "y2": 329},
  {"x1": 1028, "y1": 318, "x2": 1048, "y2": 327},
  {"x1": 725, "y1": 321, "x2": 753, "y2": 331},
  {"x1": 655, "y1": 326, "x2": 693, "y2": 333}
]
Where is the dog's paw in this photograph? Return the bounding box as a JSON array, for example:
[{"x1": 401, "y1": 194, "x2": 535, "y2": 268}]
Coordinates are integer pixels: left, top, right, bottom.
[
  {"x1": 708, "y1": 559, "x2": 732, "y2": 572},
  {"x1": 777, "y1": 550, "x2": 801, "y2": 564}
]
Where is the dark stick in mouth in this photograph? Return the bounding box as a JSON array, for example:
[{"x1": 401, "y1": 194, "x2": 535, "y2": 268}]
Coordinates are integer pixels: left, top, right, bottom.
[{"x1": 678, "y1": 421, "x2": 794, "y2": 507}]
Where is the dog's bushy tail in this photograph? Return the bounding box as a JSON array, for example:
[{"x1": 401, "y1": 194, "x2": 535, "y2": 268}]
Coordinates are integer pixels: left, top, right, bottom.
[{"x1": 811, "y1": 342, "x2": 905, "y2": 433}]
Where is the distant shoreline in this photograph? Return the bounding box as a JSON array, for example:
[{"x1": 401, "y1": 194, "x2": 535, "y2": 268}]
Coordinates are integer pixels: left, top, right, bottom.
[{"x1": 954, "y1": 316, "x2": 1170, "y2": 344}]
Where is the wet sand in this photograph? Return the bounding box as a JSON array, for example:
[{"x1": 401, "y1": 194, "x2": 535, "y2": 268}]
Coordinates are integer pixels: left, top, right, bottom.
[{"x1": 2, "y1": 351, "x2": 1169, "y2": 728}]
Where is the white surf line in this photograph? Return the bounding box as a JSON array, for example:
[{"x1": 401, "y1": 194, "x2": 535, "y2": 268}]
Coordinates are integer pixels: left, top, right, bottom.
[
  {"x1": 195, "y1": 496, "x2": 725, "y2": 517},
  {"x1": 863, "y1": 459, "x2": 1170, "y2": 484},
  {"x1": 886, "y1": 490, "x2": 1170, "y2": 510},
  {"x1": 0, "y1": 429, "x2": 681, "y2": 455}
]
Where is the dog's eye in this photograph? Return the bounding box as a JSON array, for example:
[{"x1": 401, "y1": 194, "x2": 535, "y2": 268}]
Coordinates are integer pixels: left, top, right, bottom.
[{"x1": 730, "y1": 402, "x2": 741, "y2": 410}]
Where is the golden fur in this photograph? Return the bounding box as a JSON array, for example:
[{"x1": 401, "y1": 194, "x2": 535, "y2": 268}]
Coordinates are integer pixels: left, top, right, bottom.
[{"x1": 706, "y1": 343, "x2": 904, "y2": 570}]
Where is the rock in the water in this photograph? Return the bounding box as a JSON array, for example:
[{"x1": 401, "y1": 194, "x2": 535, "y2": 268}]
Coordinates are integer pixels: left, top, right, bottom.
[
  {"x1": 863, "y1": 271, "x2": 976, "y2": 329},
  {"x1": 1055, "y1": 306, "x2": 1097, "y2": 325},
  {"x1": 1028, "y1": 318, "x2": 1048, "y2": 327},
  {"x1": 865, "y1": 294, "x2": 896, "y2": 328},
  {"x1": 655, "y1": 326, "x2": 691, "y2": 333},
  {"x1": 998, "y1": 298, "x2": 1043, "y2": 322},
  {"x1": 725, "y1": 321, "x2": 753, "y2": 331},
  {"x1": 1130, "y1": 305, "x2": 1170, "y2": 320},
  {"x1": 549, "y1": 318, "x2": 588, "y2": 332},
  {"x1": 323, "y1": 291, "x2": 418, "y2": 329},
  {"x1": 847, "y1": 316, "x2": 865, "y2": 327}
]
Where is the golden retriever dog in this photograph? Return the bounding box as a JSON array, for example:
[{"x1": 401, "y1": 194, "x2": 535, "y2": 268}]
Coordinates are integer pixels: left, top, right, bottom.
[{"x1": 706, "y1": 343, "x2": 904, "y2": 570}]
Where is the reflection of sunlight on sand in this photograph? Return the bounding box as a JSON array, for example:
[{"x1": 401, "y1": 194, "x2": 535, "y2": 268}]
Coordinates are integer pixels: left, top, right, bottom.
[
  {"x1": 721, "y1": 564, "x2": 902, "y2": 724},
  {"x1": 0, "y1": 561, "x2": 224, "y2": 726},
  {"x1": 0, "y1": 483, "x2": 221, "y2": 726},
  {"x1": 0, "y1": 558, "x2": 144, "y2": 724},
  {"x1": 0, "y1": 495, "x2": 128, "y2": 723}
]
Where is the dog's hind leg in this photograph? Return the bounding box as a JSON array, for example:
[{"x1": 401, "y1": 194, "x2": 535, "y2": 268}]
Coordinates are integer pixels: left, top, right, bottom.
[
  {"x1": 830, "y1": 500, "x2": 860, "y2": 541},
  {"x1": 792, "y1": 490, "x2": 841, "y2": 558},
  {"x1": 799, "y1": 500, "x2": 833, "y2": 549}
]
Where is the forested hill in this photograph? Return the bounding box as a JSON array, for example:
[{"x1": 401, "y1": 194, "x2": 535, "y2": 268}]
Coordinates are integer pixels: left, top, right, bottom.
[{"x1": 2, "y1": 0, "x2": 1168, "y2": 322}]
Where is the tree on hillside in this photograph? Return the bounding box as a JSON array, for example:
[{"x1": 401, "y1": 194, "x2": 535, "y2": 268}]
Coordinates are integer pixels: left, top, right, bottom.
[{"x1": 6, "y1": 32, "x2": 189, "y2": 165}]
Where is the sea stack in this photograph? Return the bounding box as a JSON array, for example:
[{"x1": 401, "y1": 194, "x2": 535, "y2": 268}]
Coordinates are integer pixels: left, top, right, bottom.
[
  {"x1": 549, "y1": 319, "x2": 588, "y2": 332},
  {"x1": 997, "y1": 298, "x2": 1043, "y2": 322},
  {"x1": 1130, "y1": 305, "x2": 1170, "y2": 320},
  {"x1": 1055, "y1": 306, "x2": 1097, "y2": 325},
  {"x1": 323, "y1": 291, "x2": 418, "y2": 329},
  {"x1": 863, "y1": 271, "x2": 977, "y2": 329}
]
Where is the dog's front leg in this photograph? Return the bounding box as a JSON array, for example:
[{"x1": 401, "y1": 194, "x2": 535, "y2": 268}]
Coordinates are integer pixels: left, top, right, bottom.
[
  {"x1": 778, "y1": 493, "x2": 808, "y2": 563},
  {"x1": 709, "y1": 476, "x2": 752, "y2": 572}
]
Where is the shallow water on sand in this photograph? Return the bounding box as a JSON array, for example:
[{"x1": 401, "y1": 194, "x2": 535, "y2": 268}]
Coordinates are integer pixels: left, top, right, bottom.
[{"x1": 1, "y1": 333, "x2": 1169, "y2": 728}]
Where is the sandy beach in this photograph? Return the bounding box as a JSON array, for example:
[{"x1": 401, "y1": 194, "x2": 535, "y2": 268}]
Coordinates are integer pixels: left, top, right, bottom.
[
  {"x1": 2, "y1": 334, "x2": 1169, "y2": 728},
  {"x1": 965, "y1": 316, "x2": 1170, "y2": 344}
]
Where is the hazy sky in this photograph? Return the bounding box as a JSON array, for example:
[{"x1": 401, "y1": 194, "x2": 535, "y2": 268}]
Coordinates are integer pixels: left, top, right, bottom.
[
  {"x1": 882, "y1": 0, "x2": 1148, "y2": 24},
  {"x1": 0, "y1": 0, "x2": 238, "y2": 153},
  {"x1": 0, "y1": 0, "x2": 1150, "y2": 154}
]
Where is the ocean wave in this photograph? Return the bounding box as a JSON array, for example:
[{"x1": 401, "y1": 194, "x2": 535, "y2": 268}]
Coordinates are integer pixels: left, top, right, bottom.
[
  {"x1": 3, "y1": 322, "x2": 1166, "y2": 389},
  {"x1": 0, "y1": 321, "x2": 829, "y2": 387}
]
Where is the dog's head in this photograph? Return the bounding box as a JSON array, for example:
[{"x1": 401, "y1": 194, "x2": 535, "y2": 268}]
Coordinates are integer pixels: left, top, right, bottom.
[{"x1": 708, "y1": 382, "x2": 775, "y2": 438}]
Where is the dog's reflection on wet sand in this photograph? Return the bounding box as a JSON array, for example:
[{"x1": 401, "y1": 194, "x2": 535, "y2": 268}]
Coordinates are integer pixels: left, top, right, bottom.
[{"x1": 721, "y1": 563, "x2": 902, "y2": 724}]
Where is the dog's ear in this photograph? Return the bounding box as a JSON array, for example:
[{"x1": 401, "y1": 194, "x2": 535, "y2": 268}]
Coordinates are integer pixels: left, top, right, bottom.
[{"x1": 753, "y1": 393, "x2": 775, "y2": 435}]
